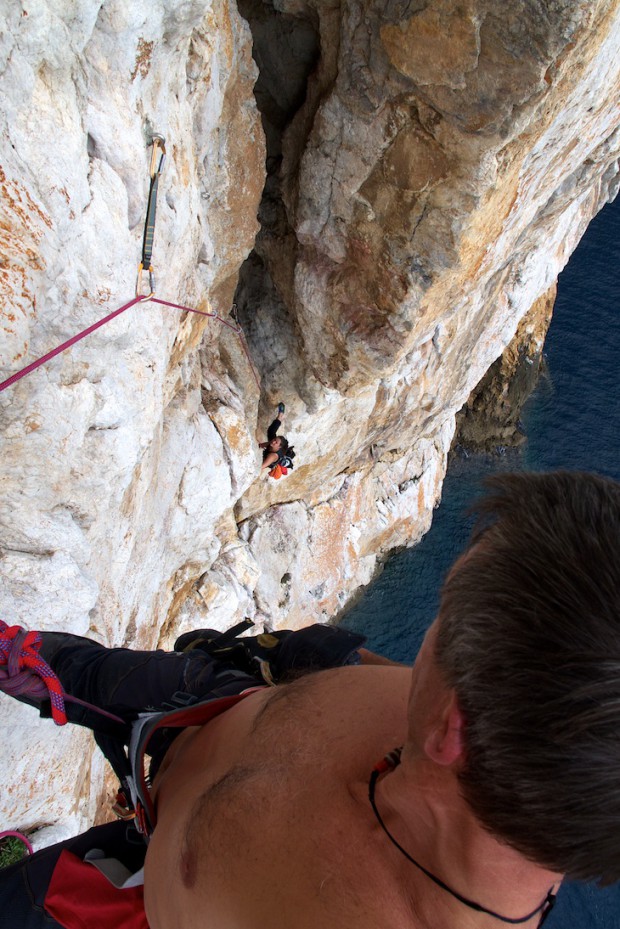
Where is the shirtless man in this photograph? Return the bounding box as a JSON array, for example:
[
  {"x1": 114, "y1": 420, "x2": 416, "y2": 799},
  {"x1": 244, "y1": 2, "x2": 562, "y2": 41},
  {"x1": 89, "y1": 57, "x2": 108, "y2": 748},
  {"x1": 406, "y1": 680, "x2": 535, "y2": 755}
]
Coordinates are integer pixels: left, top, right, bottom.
[
  {"x1": 144, "y1": 470, "x2": 620, "y2": 928},
  {"x1": 3, "y1": 471, "x2": 620, "y2": 928}
]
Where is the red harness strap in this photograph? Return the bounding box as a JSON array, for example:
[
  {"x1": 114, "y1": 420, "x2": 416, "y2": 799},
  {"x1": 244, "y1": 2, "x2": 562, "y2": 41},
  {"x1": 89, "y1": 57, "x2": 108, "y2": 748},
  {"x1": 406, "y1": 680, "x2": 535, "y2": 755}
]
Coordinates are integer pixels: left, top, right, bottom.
[{"x1": 129, "y1": 688, "x2": 265, "y2": 837}]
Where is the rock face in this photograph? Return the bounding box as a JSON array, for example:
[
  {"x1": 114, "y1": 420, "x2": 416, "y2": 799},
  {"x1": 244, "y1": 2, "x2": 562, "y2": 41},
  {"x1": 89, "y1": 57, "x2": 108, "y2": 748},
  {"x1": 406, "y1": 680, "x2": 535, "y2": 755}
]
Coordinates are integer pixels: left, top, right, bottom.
[
  {"x1": 453, "y1": 285, "x2": 556, "y2": 454},
  {"x1": 0, "y1": 0, "x2": 619, "y2": 842}
]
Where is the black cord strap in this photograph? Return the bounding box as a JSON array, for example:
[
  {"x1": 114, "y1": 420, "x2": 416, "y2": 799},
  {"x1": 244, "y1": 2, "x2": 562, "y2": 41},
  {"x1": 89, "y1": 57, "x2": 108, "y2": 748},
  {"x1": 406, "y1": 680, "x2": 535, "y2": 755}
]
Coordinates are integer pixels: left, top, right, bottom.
[{"x1": 368, "y1": 755, "x2": 556, "y2": 926}]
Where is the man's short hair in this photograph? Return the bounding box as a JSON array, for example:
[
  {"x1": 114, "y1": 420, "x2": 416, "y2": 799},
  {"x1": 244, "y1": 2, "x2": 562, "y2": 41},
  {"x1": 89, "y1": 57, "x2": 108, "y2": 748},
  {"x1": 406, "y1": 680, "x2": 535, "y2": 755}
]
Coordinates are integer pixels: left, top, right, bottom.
[{"x1": 435, "y1": 470, "x2": 620, "y2": 884}]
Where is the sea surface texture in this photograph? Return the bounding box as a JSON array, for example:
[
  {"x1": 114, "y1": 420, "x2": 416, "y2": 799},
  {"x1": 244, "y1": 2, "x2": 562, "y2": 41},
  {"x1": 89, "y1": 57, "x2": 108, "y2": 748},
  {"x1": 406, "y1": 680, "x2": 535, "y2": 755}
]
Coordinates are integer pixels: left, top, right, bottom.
[{"x1": 341, "y1": 194, "x2": 620, "y2": 928}]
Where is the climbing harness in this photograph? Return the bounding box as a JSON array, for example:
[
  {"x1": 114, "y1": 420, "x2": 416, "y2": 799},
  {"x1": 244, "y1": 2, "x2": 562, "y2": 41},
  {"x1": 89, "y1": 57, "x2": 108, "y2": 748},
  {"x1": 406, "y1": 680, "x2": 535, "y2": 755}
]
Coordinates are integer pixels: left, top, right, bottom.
[
  {"x1": 269, "y1": 450, "x2": 295, "y2": 479},
  {"x1": 173, "y1": 621, "x2": 365, "y2": 683},
  {"x1": 136, "y1": 134, "x2": 166, "y2": 298},
  {"x1": 126, "y1": 689, "x2": 263, "y2": 837},
  {"x1": 0, "y1": 135, "x2": 261, "y2": 394}
]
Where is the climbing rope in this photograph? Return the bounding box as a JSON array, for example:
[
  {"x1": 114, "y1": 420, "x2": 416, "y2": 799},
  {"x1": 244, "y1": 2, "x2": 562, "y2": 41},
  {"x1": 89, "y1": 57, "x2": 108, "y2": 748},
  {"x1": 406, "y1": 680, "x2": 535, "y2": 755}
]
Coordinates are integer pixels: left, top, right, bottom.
[
  {"x1": 153, "y1": 297, "x2": 262, "y2": 391},
  {"x1": 0, "y1": 136, "x2": 261, "y2": 394},
  {"x1": 0, "y1": 621, "x2": 67, "y2": 725},
  {"x1": 0, "y1": 296, "x2": 146, "y2": 394},
  {"x1": 0, "y1": 620, "x2": 126, "y2": 727},
  {"x1": 0, "y1": 296, "x2": 261, "y2": 394},
  {"x1": 0, "y1": 134, "x2": 261, "y2": 403}
]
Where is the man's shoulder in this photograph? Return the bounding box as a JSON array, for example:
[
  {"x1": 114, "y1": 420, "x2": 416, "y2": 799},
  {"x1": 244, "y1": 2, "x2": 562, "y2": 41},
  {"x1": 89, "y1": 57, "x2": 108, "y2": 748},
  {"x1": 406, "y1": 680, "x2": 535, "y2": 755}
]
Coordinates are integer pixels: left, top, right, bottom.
[{"x1": 253, "y1": 664, "x2": 411, "y2": 765}]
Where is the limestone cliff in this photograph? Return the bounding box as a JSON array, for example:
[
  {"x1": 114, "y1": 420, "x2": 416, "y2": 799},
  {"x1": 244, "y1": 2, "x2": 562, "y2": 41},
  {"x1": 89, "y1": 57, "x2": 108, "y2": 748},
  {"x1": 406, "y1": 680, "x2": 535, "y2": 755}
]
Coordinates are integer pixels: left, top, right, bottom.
[
  {"x1": 0, "y1": 0, "x2": 618, "y2": 842},
  {"x1": 453, "y1": 284, "x2": 556, "y2": 454}
]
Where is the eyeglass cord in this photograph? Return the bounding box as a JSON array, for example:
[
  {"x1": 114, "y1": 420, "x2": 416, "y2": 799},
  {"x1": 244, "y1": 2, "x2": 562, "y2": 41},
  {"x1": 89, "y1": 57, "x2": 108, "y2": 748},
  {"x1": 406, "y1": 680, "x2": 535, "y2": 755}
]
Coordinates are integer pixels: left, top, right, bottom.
[{"x1": 368, "y1": 749, "x2": 556, "y2": 926}]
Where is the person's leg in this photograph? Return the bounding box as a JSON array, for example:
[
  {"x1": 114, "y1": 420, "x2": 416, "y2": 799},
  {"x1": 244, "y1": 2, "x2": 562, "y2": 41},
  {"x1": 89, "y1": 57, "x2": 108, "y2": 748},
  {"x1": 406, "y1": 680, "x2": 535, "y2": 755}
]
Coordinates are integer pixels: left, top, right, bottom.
[
  {"x1": 41, "y1": 630, "x2": 264, "y2": 724},
  {"x1": 38, "y1": 632, "x2": 260, "y2": 723},
  {"x1": 39, "y1": 633, "x2": 192, "y2": 720}
]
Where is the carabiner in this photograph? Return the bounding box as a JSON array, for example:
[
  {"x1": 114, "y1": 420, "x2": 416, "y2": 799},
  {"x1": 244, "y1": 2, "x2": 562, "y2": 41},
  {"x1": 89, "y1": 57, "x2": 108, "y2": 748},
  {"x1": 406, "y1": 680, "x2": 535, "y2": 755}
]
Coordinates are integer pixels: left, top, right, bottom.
[
  {"x1": 149, "y1": 134, "x2": 166, "y2": 178},
  {"x1": 136, "y1": 262, "x2": 155, "y2": 299}
]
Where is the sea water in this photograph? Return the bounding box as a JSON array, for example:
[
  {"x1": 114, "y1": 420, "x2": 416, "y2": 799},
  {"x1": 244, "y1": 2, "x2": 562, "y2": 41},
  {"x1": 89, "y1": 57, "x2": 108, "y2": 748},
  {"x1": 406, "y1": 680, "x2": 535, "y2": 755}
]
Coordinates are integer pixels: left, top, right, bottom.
[{"x1": 341, "y1": 193, "x2": 620, "y2": 928}]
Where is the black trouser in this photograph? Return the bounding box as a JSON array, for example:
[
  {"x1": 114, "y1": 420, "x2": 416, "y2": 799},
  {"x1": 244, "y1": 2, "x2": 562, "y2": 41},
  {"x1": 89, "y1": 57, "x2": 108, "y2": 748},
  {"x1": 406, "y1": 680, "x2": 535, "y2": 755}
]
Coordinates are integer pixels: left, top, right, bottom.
[
  {"x1": 266, "y1": 417, "x2": 281, "y2": 442},
  {"x1": 33, "y1": 632, "x2": 260, "y2": 777},
  {"x1": 0, "y1": 821, "x2": 144, "y2": 929},
  {"x1": 36, "y1": 631, "x2": 252, "y2": 724}
]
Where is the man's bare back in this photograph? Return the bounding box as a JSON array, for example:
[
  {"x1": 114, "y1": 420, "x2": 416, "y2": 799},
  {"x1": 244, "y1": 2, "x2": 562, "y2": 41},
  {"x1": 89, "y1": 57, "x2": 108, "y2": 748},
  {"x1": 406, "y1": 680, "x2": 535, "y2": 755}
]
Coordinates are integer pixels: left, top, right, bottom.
[{"x1": 145, "y1": 665, "x2": 414, "y2": 929}]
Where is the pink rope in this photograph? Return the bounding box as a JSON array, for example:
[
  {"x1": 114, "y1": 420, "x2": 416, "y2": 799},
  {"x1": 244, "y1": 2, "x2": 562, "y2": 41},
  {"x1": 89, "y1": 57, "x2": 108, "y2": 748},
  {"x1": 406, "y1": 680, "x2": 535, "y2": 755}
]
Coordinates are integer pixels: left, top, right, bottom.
[
  {"x1": 151, "y1": 298, "x2": 262, "y2": 390},
  {"x1": 0, "y1": 295, "x2": 262, "y2": 393},
  {"x1": 0, "y1": 620, "x2": 127, "y2": 727},
  {"x1": 0, "y1": 830, "x2": 34, "y2": 857},
  {"x1": 0, "y1": 621, "x2": 67, "y2": 725},
  {"x1": 0, "y1": 297, "x2": 146, "y2": 393}
]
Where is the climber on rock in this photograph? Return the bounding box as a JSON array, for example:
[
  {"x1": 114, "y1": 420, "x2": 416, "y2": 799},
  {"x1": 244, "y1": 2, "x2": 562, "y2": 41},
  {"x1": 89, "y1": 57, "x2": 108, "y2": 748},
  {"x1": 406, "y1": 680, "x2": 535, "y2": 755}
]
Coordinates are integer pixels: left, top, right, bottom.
[
  {"x1": 259, "y1": 402, "x2": 295, "y2": 477},
  {"x1": 2, "y1": 471, "x2": 620, "y2": 929}
]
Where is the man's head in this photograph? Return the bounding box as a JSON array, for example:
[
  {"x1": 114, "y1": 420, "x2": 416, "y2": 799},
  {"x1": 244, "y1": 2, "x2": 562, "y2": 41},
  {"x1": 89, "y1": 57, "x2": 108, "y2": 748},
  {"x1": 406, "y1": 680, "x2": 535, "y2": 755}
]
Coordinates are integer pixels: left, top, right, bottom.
[{"x1": 433, "y1": 470, "x2": 620, "y2": 884}]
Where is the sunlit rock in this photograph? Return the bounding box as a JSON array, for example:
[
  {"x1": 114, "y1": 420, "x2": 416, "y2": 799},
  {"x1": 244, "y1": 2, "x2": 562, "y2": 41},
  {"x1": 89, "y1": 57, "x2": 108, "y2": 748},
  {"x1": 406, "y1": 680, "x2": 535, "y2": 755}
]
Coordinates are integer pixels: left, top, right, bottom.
[{"x1": 0, "y1": 0, "x2": 618, "y2": 841}]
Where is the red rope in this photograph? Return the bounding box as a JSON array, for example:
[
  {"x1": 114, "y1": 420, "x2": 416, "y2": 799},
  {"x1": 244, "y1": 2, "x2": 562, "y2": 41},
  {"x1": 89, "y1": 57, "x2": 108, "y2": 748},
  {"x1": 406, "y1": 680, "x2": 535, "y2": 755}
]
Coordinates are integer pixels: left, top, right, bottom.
[
  {"x1": 0, "y1": 295, "x2": 261, "y2": 393},
  {"x1": 0, "y1": 621, "x2": 127, "y2": 727},
  {"x1": 0, "y1": 621, "x2": 67, "y2": 725}
]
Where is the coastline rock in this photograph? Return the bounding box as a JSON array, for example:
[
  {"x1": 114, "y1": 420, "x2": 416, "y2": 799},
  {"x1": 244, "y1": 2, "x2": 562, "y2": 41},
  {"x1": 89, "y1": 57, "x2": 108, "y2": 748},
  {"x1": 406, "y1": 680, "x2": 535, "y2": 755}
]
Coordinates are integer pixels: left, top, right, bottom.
[{"x1": 453, "y1": 285, "x2": 556, "y2": 454}]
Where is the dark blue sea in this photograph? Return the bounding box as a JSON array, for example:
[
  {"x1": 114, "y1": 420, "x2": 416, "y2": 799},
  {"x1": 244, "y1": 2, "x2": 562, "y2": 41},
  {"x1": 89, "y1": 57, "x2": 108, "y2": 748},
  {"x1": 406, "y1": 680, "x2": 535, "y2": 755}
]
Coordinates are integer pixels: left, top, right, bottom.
[{"x1": 341, "y1": 194, "x2": 620, "y2": 928}]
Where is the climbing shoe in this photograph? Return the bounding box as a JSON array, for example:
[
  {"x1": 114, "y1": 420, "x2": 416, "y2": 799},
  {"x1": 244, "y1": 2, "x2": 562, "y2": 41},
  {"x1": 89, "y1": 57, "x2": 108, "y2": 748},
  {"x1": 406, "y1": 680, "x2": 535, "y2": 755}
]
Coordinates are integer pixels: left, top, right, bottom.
[{"x1": 277, "y1": 402, "x2": 285, "y2": 414}]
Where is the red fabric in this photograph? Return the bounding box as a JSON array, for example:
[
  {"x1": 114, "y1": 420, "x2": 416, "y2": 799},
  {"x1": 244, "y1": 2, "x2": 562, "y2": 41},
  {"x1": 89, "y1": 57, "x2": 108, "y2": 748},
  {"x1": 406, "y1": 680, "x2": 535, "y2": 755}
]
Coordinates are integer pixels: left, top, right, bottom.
[{"x1": 45, "y1": 850, "x2": 149, "y2": 929}]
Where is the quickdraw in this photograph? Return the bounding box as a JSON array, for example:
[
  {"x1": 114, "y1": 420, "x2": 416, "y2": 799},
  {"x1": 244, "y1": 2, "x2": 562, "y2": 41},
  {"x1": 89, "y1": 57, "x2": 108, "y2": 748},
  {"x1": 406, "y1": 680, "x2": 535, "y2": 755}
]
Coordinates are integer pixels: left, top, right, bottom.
[
  {"x1": 136, "y1": 134, "x2": 166, "y2": 298},
  {"x1": 0, "y1": 135, "x2": 261, "y2": 392}
]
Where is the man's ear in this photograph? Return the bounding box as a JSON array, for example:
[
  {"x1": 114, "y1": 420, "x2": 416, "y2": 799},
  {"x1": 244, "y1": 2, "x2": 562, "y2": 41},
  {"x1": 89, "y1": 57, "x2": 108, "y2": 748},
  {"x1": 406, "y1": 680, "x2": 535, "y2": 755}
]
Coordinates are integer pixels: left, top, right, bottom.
[{"x1": 424, "y1": 692, "x2": 465, "y2": 767}]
